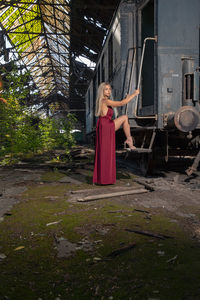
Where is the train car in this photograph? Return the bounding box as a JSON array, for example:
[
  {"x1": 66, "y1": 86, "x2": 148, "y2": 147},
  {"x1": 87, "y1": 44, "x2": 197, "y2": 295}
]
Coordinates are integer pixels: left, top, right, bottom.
[{"x1": 85, "y1": 0, "x2": 200, "y2": 175}]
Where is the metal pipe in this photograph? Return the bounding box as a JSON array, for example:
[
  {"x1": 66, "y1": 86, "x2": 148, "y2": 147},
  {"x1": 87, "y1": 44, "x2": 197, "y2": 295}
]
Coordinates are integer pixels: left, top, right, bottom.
[{"x1": 134, "y1": 36, "x2": 157, "y2": 119}]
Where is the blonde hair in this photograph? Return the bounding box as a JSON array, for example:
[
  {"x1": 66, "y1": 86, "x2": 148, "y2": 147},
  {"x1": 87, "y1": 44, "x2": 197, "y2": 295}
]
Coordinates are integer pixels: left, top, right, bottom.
[{"x1": 95, "y1": 82, "x2": 111, "y2": 117}]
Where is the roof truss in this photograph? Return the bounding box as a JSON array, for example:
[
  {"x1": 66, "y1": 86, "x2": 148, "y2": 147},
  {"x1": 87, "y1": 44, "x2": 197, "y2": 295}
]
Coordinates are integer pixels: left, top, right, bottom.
[{"x1": 0, "y1": 0, "x2": 70, "y2": 99}]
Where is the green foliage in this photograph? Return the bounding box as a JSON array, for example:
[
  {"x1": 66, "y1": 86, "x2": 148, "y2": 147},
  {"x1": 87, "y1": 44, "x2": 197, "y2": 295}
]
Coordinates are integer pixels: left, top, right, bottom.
[
  {"x1": 0, "y1": 64, "x2": 77, "y2": 163},
  {"x1": 14, "y1": 114, "x2": 42, "y2": 154},
  {"x1": 0, "y1": 94, "x2": 42, "y2": 157},
  {"x1": 0, "y1": 98, "x2": 77, "y2": 161},
  {"x1": 0, "y1": 97, "x2": 21, "y2": 156},
  {"x1": 40, "y1": 114, "x2": 77, "y2": 154},
  {"x1": 0, "y1": 64, "x2": 32, "y2": 104}
]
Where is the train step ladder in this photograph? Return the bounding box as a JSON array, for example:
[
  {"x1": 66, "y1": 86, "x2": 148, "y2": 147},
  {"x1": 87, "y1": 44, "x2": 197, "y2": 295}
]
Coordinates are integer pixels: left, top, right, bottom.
[{"x1": 125, "y1": 37, "x2": 157, "y2": 153}]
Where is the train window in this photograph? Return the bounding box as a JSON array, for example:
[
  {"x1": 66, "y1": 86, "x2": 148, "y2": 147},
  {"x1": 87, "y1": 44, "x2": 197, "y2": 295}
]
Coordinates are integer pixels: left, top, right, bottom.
[
  {"x1": 108, "y1": 34, "x2": 113, "y2": 80},
  {"x1": 184, "y1": 74, "x2": 194, "y2": 100},
  {"x1": 101, "y1": 54, "x2": 105, "y2": 82},
  {"x1": 141, "y1": 0, "x2": 154, "y2": 109}
]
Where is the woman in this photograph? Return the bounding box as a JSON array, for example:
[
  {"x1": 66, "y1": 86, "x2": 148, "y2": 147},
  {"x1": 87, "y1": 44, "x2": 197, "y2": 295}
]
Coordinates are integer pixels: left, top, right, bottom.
[{"x1": 93, "y1": 82, "x2": 139, "y2": 185}]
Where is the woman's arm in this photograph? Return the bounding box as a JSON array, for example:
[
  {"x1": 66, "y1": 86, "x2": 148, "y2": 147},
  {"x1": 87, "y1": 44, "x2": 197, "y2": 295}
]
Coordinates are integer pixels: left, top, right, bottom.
[{"x1": 105, "y1": 89, "x2": 139, "y2": 107}]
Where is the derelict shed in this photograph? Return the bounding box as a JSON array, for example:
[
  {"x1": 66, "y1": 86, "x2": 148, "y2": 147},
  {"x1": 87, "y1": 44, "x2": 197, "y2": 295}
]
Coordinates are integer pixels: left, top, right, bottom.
[{"x1": 0, "y1": 0, "x2": 120, "y2": 127}]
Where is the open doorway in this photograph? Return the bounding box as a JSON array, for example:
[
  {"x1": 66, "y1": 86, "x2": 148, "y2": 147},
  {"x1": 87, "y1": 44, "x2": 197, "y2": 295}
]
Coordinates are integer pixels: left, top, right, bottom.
[{"x1": 140, "y1": 0, "x2": 155, "y2": 115}]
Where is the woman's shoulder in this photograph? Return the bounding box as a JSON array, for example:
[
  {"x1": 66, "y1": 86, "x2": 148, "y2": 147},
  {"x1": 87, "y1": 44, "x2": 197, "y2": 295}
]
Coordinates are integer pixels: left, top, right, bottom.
[{"x1": 101, "y1": 98, "x2": 108, "y2": 105}]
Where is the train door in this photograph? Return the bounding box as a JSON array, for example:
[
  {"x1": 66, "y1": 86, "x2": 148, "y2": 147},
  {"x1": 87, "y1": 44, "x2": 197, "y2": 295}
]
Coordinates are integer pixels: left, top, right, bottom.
[{"x1": 138, "y1": 0, "x2": 156, "y2": 116}]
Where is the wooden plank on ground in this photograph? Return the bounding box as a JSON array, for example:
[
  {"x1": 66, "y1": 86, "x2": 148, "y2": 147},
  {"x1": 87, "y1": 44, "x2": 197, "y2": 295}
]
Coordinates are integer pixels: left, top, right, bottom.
[
  {"x1": 77, "y1": 188, "x2": 148, "y2": 202},
  {"x1": 71, "y1": 185, "x2": 141, "y2": 194}
]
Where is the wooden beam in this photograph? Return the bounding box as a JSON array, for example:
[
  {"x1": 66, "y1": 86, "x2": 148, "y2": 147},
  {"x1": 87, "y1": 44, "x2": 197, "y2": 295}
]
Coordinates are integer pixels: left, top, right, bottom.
[{"x1": 77, "y1": 189, "x2": 148, "y2": 202}]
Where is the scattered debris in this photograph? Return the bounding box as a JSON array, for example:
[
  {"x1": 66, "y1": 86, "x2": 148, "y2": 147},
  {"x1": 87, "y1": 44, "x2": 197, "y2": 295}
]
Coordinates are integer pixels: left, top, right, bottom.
[
  {"x1": 144, "y1": 215, "x2": 152, "y2": 221},
  {"x1": 167, "y1": 255, "x2": 178, "y2": 263},
  {"x1": 108, "y1": 210, "x2": 123, "y2": 214},
  {"x1": 107, "y1": 243, "x2": 136, "y2": 257},
  {"x1": 70, "y1": 147, "x2": 94, "y2": 159},
  {"x1": 4, "y1": 212, "x2": 12, "y2": 216},
  {"x1": 132, "y1": 178, "x2": 155, "y2": 191},
  {"x1": 58, "y1": 176, "x2": 83, "y2": 184},
  {"x1": 14, "y1": 168, "x2": 37, "y2": 173},
  {"x1": 54, "y1": 236, "x2": 94, "y2": 258},
  {"x1": 95, "y1": 227, "x2": 110, "y2": 235},
  {"x1": 95, "y1": 285, "x2": 100, "y2": 295},
  {"x1": 71, "y1": 188, "x2": 97, "y2": 194},
  {"x1": 134, "y1": 209, "x2": 150, "y2": 214},
  {"x1": 45, "y1": 196, "x2": 60, "y2": 201},
  {"x1": 56, "y1": 238, "x2": 77, "y2": 258},
  {"x1": 46, "y1": 220, "x2": 62, "y2": 226},
  {"x1": 76, "y1": 238, "x2": 94, "y2": 251},
  {"x1": 125, "y1": 229, "x2": 174, "y2": 240},
  {"x1": 157, "y1": 251, "x2": 165, "y2": 256},
  {"x1": 93, "y1": 257, "x2": 102, "y2": 262},
  {"x1": 14, "y1": 246, "x2": 25, "y2": 251},
  {"x1": 0, "y1": 253, "x2": 6, "y2": 259},
  {"x1": 173, "y1": 174, "x2": 180, "y2": 184},
  {"x1": 169, "y1": 219, "x2": 178, "y2": 223},
  {"x1": 185, "y1": 149, "x2": 200, "y2": 176}
]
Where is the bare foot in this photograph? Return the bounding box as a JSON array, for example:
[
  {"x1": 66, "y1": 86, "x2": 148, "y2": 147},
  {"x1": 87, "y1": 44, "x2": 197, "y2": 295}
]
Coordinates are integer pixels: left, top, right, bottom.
[{"x1": 124, "y1": 138, "x2": 136, "y2": 150}]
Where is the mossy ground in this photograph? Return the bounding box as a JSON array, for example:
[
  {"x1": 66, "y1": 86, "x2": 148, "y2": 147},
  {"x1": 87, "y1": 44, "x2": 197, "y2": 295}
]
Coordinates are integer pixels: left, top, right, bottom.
[{"x1": 0, "y1": 167, "x2": 200, "y2": 300}]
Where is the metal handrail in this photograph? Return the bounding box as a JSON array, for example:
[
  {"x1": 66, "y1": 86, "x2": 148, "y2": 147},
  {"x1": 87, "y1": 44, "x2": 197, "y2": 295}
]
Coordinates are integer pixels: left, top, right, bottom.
[{"x1": 125, "y1": 48, "x2": 137, "y2": 115}]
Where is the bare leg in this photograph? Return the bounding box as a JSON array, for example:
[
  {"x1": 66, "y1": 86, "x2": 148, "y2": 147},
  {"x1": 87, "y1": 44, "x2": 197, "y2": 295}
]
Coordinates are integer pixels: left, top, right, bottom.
[
  {"x1": 114, "y1": 115, "x2": 136, "y2": 149},
  {"x1": 114, "y1": 115, "x2": 130, "y2": 135}
]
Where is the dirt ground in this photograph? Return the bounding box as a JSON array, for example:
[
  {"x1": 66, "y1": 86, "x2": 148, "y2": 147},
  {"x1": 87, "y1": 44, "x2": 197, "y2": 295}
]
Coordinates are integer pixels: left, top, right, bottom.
[
  {"x1": 1, "y1": 150, "x2": 199, "y2": 220},
  {"x1": 0, "y1": 147, "x2": 200, "y2": 299}
]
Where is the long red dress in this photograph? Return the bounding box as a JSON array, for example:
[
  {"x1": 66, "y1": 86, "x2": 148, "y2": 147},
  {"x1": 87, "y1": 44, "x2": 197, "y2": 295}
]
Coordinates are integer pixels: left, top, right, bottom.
[{"x1": 93, "y1": 106, "x2": 116, "y2": 185}]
